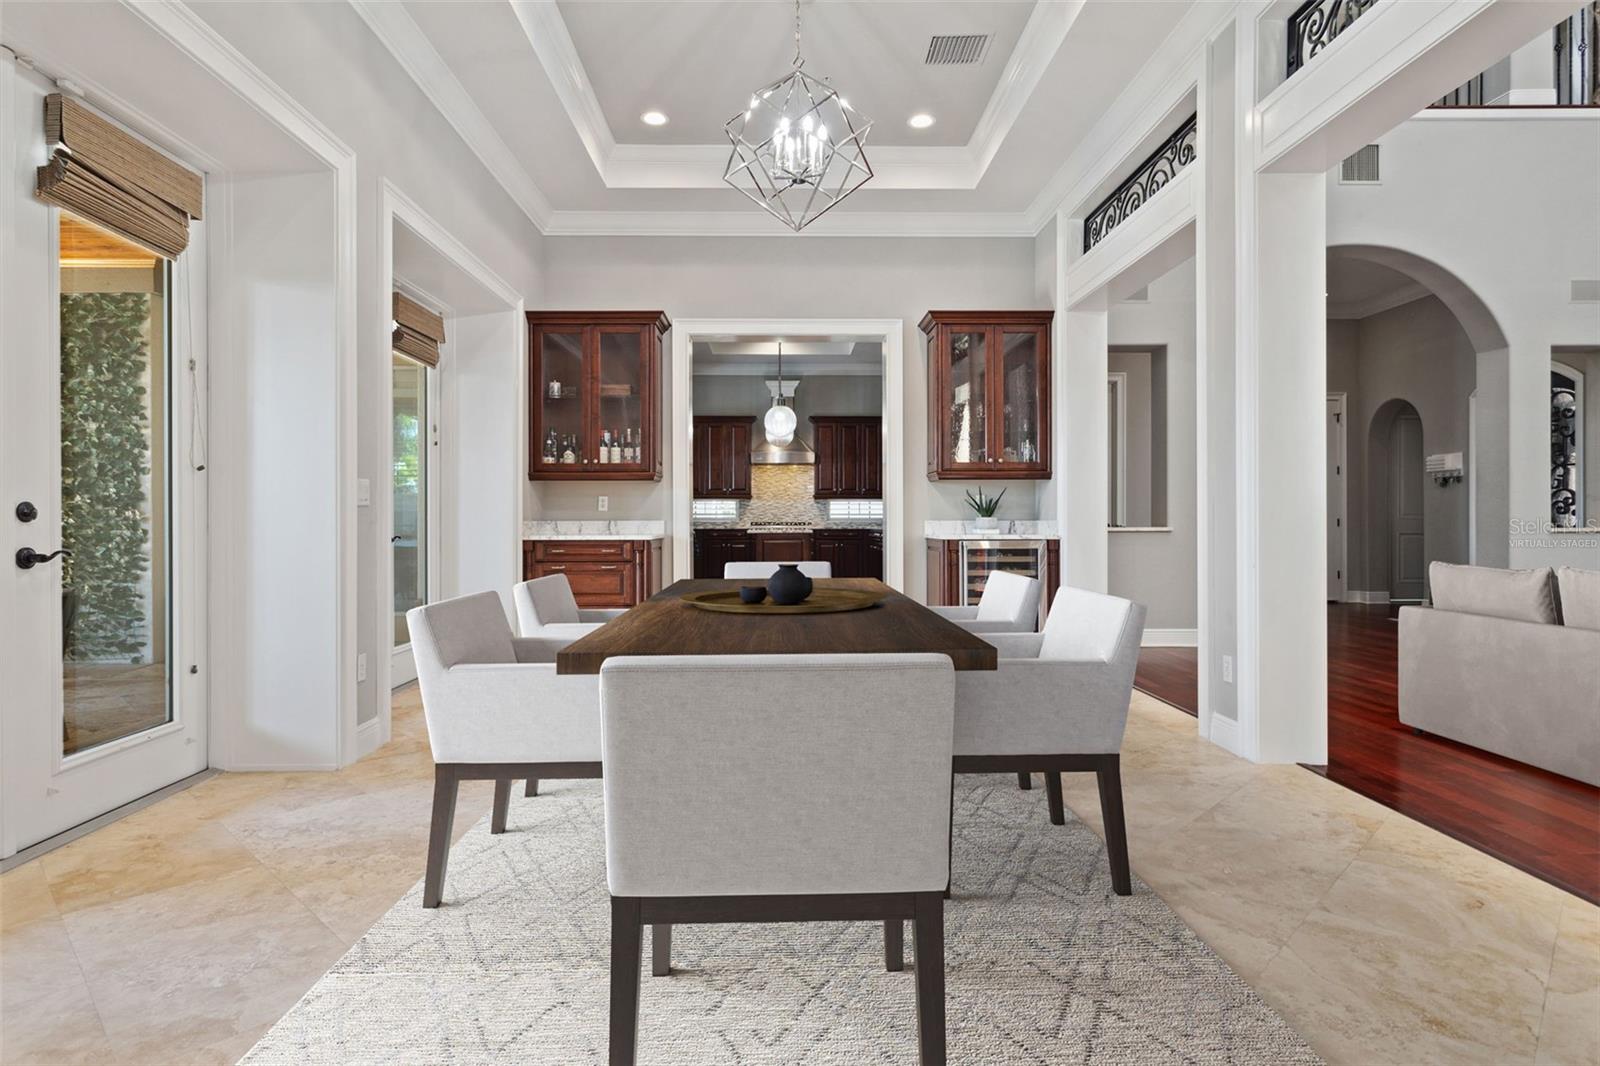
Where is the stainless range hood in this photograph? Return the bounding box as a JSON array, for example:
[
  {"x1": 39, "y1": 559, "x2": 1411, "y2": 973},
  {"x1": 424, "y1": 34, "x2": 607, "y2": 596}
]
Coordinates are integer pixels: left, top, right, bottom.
[{"x1": 751, "y1": 436, "x2": 814, "y2": 464}]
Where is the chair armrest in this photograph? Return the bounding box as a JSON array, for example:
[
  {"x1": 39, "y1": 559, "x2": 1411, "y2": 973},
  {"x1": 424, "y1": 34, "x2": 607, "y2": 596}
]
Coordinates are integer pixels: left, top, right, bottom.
[
  {"x1": 428, "y1": 664, "x2": 600, "y2": 763},
  {"x1": 984, "y1": 632, "x2": 1045, "y2": 659},
  {"x1": 512, "y1": 636, "x2": 573, "y2": 663},
  {"x1": 578, "y1": 608, "x2": 627, "y2": 623},
  {"x1": 928, "y1": 605, "x2": 979, "y2": 621},
  {"x1": 954, "y1": 657, "x2": 1133, "y2": 756}
]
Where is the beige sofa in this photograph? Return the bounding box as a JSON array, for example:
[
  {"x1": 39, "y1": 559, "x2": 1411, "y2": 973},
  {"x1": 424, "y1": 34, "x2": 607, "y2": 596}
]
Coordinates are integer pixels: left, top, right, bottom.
[{"x1": 1399, "y1": 563, "x2": 1600, "y2": 786}]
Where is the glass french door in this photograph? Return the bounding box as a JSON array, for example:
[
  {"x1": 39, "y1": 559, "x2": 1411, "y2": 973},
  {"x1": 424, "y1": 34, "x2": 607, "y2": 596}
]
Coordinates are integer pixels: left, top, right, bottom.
[
  {"x1": 391, "y1": 351, "x2": 437, "y2": 657},
  {"x1": 1, "y1": 65, "x2": 207, "y2": 856}
]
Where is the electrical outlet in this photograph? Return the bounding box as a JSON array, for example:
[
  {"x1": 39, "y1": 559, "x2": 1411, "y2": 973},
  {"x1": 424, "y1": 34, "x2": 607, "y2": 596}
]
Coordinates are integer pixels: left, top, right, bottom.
[
  {"x1": 356, "y1": 478, "x2": 371, "y2": 507},
  {"x1": 597, "y1": 495, "x2": 609, "y2": 512},
  {"x1": 1221, "y1": 655, "x2": 1233, "y2": 684},
  {"x1": 357, "y1": 652, "x2": 368, "y2": 683}
]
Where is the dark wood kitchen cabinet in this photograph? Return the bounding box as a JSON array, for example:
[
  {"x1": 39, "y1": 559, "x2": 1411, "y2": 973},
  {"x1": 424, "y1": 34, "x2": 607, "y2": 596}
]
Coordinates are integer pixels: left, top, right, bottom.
[
  {"x1": 692, "y1": 529, "x2": 756, "y2": 579},
  {"x1": 528, "y1": 311, "x2": 669, "y2": 481},
  {"x1": 813, "y1": 529, "x2": 883, "y2": 580},
  {"x1": 811, "y1": 416, "x2": 882, "y2": 499},
  {"x1": 522, "y1": 539, "x2": 661, "y2": 608},
  {"x1": 692, "y1": 416, "x2": 755, "y2": 498},
  {"x1": 755, "y1": 531, "x2": 812, "y2": 562},
  {"x1": 920, "y1": 310, "x2": 1052, "y2": 480}
]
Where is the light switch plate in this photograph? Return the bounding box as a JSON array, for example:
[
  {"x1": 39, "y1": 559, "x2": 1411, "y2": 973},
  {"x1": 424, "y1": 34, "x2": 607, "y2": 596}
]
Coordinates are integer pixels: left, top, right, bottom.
[
  {"x1": 597, "y1": 495, "x2": 609, "y2": 512},
  {"x1": 357, "y1": 652, "x2": 368, "y2": 683},
  {"x1": 1221, "y1": 655, "x2": 1234, "y2": 684},
  {"x1": 356, "y1": 478, "x2": 371, "y2": 507}
]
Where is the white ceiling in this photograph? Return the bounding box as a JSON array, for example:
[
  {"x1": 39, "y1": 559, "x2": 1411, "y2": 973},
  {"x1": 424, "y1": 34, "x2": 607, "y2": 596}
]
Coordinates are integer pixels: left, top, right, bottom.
[
  {"x1": 693, "y1": 338, "x2": 883, "y2": 376},
  {"x1": 557, "y1": 1, "x2": 1033, "y2": 147},
  {"x1": 355, "y1": 0, "x2": 1199, "y2": 232}
]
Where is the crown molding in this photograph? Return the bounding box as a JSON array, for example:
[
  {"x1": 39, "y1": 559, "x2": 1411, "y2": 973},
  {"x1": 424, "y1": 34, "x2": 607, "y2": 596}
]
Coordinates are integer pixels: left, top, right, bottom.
[
  {"x1": 350, "y1": 0, "x2": 553, "y2": 228},
  {"x1": 511, "y1": 0, "x2": 1065, "y2": 191},
  {"x1": 542, "y1": 208, "x2": 1038, "y2": 238}
]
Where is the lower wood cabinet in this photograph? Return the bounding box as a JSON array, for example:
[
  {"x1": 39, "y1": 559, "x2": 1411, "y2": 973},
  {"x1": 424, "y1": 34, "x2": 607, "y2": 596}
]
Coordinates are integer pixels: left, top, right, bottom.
[
  {"x1": 522, "y1": 539, "x2": 662, "y2": 608},
  {"x1": 693, "y1": 528, "x2": 883, "y2": 580}
]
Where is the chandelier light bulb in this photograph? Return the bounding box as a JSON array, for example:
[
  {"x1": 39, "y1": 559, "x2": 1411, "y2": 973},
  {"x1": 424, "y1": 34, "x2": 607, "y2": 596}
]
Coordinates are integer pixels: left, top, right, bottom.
[{"x1": 764, "y1": 403, "x2": 798, "y2": 443}]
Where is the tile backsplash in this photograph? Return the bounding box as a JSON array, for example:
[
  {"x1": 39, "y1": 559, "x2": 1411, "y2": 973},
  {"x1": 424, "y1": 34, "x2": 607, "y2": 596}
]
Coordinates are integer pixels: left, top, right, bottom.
[{"x1": 740, "y1": 464, "x2": 831, "y2": 525}]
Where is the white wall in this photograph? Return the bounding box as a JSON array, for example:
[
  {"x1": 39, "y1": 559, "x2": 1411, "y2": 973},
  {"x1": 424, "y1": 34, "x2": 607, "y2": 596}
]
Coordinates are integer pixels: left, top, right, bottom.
[
  {"x1": 1327, "y1": 111, "x2": 1600, "y2": 573},
  {"x1": 1108, "y1": 259, "x2": 1197, "y2": 632},
  {"x1": 538, "y1": 235, "x2": 1039, "y2": 601},
  {"x1": 1327, "y1": 296, "x2": 1478, "y2": 596},
  {"x1": 187, "y1": 1, "x2": 548, "y2": 740}
]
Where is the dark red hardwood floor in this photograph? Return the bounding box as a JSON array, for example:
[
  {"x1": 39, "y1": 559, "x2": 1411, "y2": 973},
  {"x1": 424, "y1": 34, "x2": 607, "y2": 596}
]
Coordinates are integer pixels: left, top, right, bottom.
[{"x1": 1134, "y1": 606, "x2": 1600, "y2": 904}]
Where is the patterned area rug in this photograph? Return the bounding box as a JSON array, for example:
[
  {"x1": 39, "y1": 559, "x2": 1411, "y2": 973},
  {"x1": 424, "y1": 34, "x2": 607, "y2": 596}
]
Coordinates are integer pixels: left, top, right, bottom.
[{"x1": 243, "y1": 777, "x2": 1321, "y2": 1065}]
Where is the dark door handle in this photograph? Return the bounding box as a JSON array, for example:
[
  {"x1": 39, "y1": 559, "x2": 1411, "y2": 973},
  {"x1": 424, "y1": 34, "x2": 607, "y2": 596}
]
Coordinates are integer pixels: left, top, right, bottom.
[{"x1": 16, "y1": 547, "x2": 71, "y2": 570}]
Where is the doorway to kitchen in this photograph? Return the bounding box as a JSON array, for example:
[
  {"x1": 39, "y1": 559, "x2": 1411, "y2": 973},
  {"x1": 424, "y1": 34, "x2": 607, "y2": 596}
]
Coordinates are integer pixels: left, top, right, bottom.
[{"x1": 671, "y1": 319, "x2": 905, "y2": 589}]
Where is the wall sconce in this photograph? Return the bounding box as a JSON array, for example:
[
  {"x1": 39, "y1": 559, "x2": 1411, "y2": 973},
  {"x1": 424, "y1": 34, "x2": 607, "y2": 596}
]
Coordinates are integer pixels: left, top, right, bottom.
[{"x1": 1427, "y1": 452, "x2": 1464, "y2": 486}]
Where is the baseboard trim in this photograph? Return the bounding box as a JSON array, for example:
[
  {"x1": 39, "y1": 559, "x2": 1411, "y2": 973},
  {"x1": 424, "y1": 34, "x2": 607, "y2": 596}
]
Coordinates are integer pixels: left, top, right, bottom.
[
  {"x1": 1208, "y1": 713, "x2": 1241, "y2": 755},
  {"x1": 1143, "y1": 628, "x2": 1198, "y2": 647},
  {"x1": 356, "y1": 716, "x2": 384, "y2": 759},
  {"x1": 1344, "y1": 590, "x2": 1390, "y2": 605}
]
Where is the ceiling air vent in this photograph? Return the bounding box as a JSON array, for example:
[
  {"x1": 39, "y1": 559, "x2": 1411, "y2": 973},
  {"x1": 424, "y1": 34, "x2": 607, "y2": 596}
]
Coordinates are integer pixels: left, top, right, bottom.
[
  {"x1": 925, "y1": 34, "x2": 990, "y2": 65},
  {"x1": 1340, "y1": 144, "x2": 1381, "y2": 184},
  {"x1": 1571, "y1": 279, "x2": 1600, "y2": 303}
]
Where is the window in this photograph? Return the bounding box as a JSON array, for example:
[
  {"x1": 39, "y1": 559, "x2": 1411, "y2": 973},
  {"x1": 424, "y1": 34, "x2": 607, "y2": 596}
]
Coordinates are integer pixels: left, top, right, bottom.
[
  {"x1": 828, "y1": 499, "x2": 883, "y2": 520},
  {"x1": 692, "y1": 498, "x2": 739, "y2": 521},
  {"x1": 393, "y1": 353, "x2": 432, "y2": 644}
]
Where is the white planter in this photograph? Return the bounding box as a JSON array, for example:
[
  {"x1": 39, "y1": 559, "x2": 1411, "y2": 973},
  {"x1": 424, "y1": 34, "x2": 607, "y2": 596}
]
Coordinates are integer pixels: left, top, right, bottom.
[{"x1": 972, "y1": 516, "x2": 999, "y2": 531}]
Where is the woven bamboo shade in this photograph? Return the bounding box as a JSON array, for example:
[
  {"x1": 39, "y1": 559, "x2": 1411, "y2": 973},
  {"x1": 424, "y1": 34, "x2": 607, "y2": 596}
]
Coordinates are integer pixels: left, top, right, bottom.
[
  {"x1": 393, "y1": 292, "x2": 444, "y2": 367},
  {"x1": 35, "y1": 95, "x2": 203, "y2": 260}
]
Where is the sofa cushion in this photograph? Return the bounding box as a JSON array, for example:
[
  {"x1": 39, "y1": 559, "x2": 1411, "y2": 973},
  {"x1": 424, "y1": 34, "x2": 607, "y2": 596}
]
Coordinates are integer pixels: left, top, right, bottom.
[
  {"x1": 1429, "y1": 562, "x2": 1559, "y2": 625},
  {"x1": 1556, "y1": 567, "x2": 1600, "y2": 631}
]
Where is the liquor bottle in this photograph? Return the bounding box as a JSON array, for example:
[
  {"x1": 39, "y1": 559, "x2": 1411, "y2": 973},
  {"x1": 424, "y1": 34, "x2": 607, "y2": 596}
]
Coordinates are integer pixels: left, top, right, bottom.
[
  {"x1": 610, "y1": 429, "x2": 623, "y2": 464},
  {"x1": 598, "y1": 430, "x2": 611, "y2": 464},
  {"x1": 561, "y1": 435, "x2": 577, "y2": 464},
  {"x1": 625, "y1": 428, "x2": 637, "y2": 463},
  {"x1": 543, "y1": 430, "x2": 557, "y2": 464}
]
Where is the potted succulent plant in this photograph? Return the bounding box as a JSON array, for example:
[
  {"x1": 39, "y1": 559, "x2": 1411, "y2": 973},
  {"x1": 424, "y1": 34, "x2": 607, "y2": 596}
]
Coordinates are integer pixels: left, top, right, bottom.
[{"x1": 965, "y1": 486, "x2": 1005, "y2": 531}]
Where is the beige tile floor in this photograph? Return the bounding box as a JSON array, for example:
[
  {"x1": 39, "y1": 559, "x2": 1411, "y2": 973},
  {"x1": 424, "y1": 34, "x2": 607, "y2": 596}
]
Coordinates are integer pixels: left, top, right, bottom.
[{"x1": 1, "y1": 687, "x2": 1596, "y2": 1065}]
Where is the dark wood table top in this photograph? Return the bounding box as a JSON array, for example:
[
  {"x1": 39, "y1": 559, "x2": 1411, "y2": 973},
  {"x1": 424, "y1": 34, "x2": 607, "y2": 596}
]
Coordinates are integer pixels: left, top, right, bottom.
[{"x1": 555, "y1": 578, "x2": 998, "y2": 675}]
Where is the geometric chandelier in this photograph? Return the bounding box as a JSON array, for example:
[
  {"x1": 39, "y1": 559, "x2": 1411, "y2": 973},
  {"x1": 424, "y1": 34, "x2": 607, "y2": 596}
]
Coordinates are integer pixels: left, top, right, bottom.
[{"x1": 723, "y1": 0, "x2": 873, "y2": 232}]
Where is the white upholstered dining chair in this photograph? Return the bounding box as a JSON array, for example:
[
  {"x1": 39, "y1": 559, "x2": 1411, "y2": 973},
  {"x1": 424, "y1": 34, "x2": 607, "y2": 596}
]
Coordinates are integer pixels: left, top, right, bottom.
[
  {"x1": 513, "y1": 574, "x2": 626, "y2": 640},
  {"x1": 952, "y1": 586, "x2": 1146, "y2": 895},
  {"x1": 407, "y1": 591, "x2": 601, "y2": 908},
  {"x1": 928, "y1": 570, "x2": 1041, "y2": 634},
  {"x1": 599, "y1": 653, "x2": 955, "y2": 1066},
  {"x1": 722, "y1": 560, "x2": 834, "y2": 579}
]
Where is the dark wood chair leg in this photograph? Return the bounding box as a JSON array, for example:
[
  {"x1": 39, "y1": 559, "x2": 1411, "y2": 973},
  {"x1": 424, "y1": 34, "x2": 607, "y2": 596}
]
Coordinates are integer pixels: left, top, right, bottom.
[
  {"x1": 651, "y1": 924, "x2": 671, "y2": 977},
  {"x1": 422, "y1": 765, "x2": 459, "y2": 909},
  {"x1": 944, "y1": 775, "x2": 955, "y2": 900},
  {"x1": 610, "y1": 897, "x2": 643, "y2": 1066},
  {"x1": 525, "y1": 778, "x2": 539, "y2": 798},
  {"x1": 884, "y1": 919, "x2": 904, "y2": 972},
  {"x1": 1096, "y1": 758, "x2": 1132, "y2": 896},
  {"x1": 911, "y1": 891, "x2": 946, "y2": 1066},
  {"x1": 1016, "y1": 772, "x2": 1032, "y2": 790},
  {"x1": 1044, "y1": 771, "x2": 1066, "y2": 826},
  {"x1": 491, "y1": 778, "x2": 512, "y2": 834}
]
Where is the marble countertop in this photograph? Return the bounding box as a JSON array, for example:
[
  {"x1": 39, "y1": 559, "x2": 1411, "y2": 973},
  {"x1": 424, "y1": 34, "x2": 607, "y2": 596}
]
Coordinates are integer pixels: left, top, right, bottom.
[
  {"x1": 522, "y1": 520, "x2": 665, "y2": 541},
  {"x1": 924, "y1": 520, "x2": 1060, "y2": 541}
]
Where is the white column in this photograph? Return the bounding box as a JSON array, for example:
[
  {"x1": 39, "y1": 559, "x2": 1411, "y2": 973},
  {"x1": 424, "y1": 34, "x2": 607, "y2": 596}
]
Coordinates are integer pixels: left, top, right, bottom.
[{"x1": 1059, "y1": 301, "x2": 1109, "y2": 593}]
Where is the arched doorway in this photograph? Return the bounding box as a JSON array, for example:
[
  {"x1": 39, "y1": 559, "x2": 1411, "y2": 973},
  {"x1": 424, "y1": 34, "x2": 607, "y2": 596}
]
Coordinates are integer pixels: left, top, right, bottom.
[{"x1": 1367, "y1": 399, "x2": 1426, "y2": 601}]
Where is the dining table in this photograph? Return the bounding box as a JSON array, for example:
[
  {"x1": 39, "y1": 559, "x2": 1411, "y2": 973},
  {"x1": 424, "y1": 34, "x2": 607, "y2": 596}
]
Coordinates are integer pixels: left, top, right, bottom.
[{"x1": 554, "y1": 578, "x2": 999, "y2": 675}]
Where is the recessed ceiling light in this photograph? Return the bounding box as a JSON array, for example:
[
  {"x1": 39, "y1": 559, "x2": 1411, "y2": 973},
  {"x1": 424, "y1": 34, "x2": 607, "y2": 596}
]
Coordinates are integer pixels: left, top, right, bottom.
[
  {"x1": 640, "y1": 110, "x2": 668, "y2": 127},
  {"x1": 907, "y1": 113, "x2": 936, "y2": 130}
]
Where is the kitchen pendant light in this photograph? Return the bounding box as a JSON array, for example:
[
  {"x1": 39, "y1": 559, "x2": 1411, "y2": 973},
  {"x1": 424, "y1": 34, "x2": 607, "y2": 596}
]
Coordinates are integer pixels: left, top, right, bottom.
[
  {"x1": 764, "y1": 341, "x2": 798, "y2": 446},
  {"x1": 723, "y1": 0, "x2": 873, "y2": 232}
]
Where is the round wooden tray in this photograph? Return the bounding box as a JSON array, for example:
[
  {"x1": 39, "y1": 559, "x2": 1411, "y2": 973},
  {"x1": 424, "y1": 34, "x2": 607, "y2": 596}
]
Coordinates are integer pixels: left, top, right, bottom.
[{"x1": 680, "y1": 588, "x2": 885, "y2": 615}]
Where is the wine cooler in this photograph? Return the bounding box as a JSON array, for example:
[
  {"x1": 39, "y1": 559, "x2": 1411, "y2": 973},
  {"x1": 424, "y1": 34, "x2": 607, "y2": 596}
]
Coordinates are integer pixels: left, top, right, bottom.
[{"x1": 957, "y1": 540, "x2": 1047, "y2": 607}]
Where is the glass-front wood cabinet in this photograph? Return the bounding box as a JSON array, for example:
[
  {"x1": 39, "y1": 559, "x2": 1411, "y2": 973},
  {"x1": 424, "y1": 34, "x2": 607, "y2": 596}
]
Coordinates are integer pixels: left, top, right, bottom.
[
  {"x1": 920, "y1": 310, "x2": 1052, "y2": 480},
  {"x1": 528, "y1": 311, "x2": 669, "y2": 481}
]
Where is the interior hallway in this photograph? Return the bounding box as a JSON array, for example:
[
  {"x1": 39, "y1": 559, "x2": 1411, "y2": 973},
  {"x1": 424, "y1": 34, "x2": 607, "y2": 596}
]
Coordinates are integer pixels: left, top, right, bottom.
[
  {"x1": 1134, "y1": 605, "x2": 1600, "y2": 904},
  {"x1": 3, "y1": 686, "x2": 1595, "y2": 1065}
]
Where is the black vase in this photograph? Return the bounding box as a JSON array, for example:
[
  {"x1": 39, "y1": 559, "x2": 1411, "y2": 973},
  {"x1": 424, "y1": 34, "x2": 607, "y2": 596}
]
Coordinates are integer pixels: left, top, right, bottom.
[{"x1": 767, "y1": 564, "x2": 813, "y2": 606}]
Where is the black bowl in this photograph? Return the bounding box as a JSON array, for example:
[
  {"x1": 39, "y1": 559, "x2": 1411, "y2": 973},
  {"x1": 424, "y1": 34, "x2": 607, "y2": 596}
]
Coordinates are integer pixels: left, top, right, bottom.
[{"x1": 738, "y1": 585, "x2": 768, "y2": 604}]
